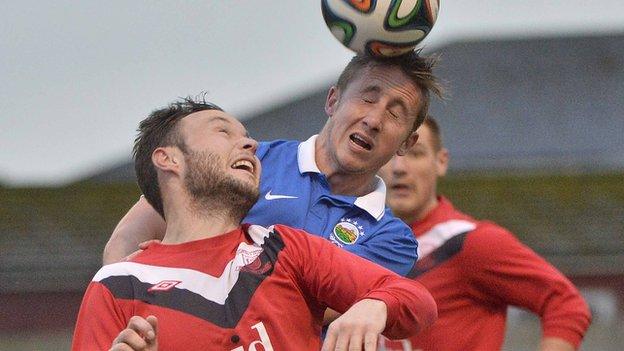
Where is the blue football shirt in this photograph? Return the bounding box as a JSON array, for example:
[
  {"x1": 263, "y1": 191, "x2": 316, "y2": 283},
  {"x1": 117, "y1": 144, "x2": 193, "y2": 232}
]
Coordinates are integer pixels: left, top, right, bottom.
[{"x1": 243, "y1": 135, "x2": 418, "y2": 276}]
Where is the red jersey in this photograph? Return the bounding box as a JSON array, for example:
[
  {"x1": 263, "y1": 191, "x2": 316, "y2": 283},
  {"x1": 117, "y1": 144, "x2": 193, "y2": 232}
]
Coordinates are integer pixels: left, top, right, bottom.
[
  {"x1": 72, "y1": 224, "x2": 436, "y2": 350},
  {"x1": 382, "y1": 197, "x2": 591, "y2": 351}
]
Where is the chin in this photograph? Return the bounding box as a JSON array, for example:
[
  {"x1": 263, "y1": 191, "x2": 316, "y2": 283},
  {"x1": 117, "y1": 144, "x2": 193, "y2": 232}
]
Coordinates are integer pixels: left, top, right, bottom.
[
  {"x1": 340, "y1": 157, "x2": 376, "y2": 175},
  {"x1": 389, "y1": 201, "x2": 413, "y2": 215}
]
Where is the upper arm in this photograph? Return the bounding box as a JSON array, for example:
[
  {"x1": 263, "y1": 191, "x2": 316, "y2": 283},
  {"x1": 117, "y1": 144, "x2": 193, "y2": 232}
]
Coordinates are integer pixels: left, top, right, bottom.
[
  {"x1": 103, "y1": 197, "x2": 166, "y2": 265},
  {"x1": 341, "y1": 221, "x2": 418, "y2": 276},
  {"x1": 71, "y1": 282, "x2": 129, "y2": 350}
]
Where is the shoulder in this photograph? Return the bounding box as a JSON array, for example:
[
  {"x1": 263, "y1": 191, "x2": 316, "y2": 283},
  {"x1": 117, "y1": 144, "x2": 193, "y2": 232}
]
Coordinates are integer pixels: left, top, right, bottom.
[
  {"x1": 90, "y1": 262, "x2": 150, "y2": 297},
  {"x1": 94, "y1": 261, "x2": 143, "y2": 282},
  {"x1": 248, "y1": 223, "x2": 320, "y2": 251},
  {"x1": 256, "y1": 139, "x2": 300, "y2": 159},
  {"x1": 372, "y1": 210, "x2": 417, "y2": 243},
  {"x1": 460, "y1": 221, "x2": 529, "y2": 263},
  {"x1": 268, "y1": 224, "x2": 323, "y2": 245},
  {"x1": 465, "y1": 221, "x2": 519, "y2": 246}
]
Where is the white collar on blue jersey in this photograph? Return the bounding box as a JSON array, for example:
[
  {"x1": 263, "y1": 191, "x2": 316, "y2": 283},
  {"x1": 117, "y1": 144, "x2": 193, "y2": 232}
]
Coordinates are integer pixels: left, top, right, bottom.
[{"x1": 297, "y1": 135, "x2": 387, "y2": 221}]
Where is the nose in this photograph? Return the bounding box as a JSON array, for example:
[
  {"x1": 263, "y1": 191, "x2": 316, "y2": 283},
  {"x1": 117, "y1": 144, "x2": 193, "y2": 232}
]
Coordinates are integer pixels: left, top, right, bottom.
[
  {"x1": 362, "y1": 107, "x2": 384, "y2": 133},
  {"x1": 240, "y1": 136, "x2": 258, "y2": 154},
  {"x1": 390, "y1": 155, "x2": 408, "y2": 176}
]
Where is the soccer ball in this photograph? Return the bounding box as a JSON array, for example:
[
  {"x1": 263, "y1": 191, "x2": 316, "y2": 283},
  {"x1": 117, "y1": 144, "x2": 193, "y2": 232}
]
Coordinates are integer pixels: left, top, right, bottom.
[{"x1": 321, "y1": 0, "x2": 440, "y2": 57}]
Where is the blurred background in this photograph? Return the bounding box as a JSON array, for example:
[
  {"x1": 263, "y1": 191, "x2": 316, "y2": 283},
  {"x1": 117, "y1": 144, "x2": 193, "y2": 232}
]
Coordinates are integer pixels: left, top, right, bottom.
[{"x1": 1, "y1": 1, "x2": 622, "y2": 349}]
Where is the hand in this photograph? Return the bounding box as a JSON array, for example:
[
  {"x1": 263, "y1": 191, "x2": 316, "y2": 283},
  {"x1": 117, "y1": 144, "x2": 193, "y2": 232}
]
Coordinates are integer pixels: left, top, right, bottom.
[
  {"x1": 321, "y1": 299, "x2": 387, "y2": 351},
  {"x1": 124, "y1": 240, "x2": 161, "y2": 262},
  {"x1": 323, "y1": 308, "x2": 342, "y2": 326},
  {"x1": 110, "y1": 315, "x2": 158, "y2": 351},
  {"x1": 539, "y1": 337, "x2": 576, "y2": 351}
]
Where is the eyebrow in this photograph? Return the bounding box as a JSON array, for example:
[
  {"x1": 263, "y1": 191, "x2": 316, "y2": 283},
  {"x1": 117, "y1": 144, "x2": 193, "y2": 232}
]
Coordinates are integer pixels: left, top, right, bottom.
[
  {"x1": 208, "y1": 116, "x2": 250, "y2": 137},
  {"x1": 361, "y1": 86, "x2": 381, "y2": 94},
  {"x1": 207, "y1": 116, "x2": 232, "y2": 125},
  {"x1": 362, "y1": 85, "x2": 409, "y2": 115}
]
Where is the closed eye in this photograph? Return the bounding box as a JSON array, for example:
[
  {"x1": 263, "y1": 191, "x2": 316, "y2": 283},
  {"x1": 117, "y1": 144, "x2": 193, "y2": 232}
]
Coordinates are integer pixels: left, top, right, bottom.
[{"x1": 388, "y1": 108, "x2": 404, "y2": 120}]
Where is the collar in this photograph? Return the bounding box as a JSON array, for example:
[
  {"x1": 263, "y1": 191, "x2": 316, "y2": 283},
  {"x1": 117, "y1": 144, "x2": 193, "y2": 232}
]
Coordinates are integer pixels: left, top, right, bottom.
[
  {"x1": 411, "y1": 196, "x2": 461, "y2": 234},
  {"x1": 297, "y1": 135, "x2": 387, "y2": 221},
  {"x1": 297, "y1": 135, "x2": 322, "y2": 173}
]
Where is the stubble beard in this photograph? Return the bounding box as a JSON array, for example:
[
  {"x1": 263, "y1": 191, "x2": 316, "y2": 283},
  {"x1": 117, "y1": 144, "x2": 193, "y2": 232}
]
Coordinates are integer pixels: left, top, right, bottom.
[{"x1": 183, "y1": 151, "x2": 259, "y2": 223}]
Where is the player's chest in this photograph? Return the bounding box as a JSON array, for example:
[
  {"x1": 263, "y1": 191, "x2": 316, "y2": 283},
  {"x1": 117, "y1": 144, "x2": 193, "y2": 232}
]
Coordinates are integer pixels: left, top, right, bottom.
[
  {"x1": 247, "y1": 179, "x2": 375, "y2": 246},
  {"x1": 138, "y1": 267, "x2": 321, "y2": 351}
]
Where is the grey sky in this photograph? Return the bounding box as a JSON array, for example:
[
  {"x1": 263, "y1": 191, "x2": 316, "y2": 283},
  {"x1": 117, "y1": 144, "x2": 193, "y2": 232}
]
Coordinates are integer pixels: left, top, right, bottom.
[{"x1": 1, "y1": 0, "x2": 623, "y2": 186}]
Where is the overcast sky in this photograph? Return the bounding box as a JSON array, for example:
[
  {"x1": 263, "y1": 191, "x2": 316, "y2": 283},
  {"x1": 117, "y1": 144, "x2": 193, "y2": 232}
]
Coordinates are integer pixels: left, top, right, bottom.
[{"x1": 1, "y1": 0, "x2": 623, "y2": 186}]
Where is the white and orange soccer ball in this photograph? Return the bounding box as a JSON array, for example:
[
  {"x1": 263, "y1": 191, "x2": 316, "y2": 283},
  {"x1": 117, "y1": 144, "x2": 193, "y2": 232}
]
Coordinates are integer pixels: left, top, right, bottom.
[{"x1": 321, "y1": 0, "x2": 440, "y2": 57}]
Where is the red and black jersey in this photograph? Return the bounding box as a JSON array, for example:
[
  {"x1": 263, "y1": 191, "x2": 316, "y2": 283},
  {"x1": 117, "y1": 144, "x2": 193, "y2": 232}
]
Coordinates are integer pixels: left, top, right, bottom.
[
  {"x1": 72, "y1": 224, "x2": 436, "y2": 350},
  {"x1": 381, "y1": 197, "x2": 591, "y2": 351}
]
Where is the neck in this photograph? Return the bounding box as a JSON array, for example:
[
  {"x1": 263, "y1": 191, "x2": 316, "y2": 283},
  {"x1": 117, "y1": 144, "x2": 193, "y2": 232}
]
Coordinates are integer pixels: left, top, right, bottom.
[
  {"x1": 325, "y1": 171, "x2": 377, "y2": 196},
  {"x1": 402, "y1": 196, "x2": 439, "y2": 225},
  {"x1": 161, "y1": 195, "x2": 241, "y2": 244},
  {"x1": 314, "y1": 133, "x2": 378, "y2": 197}
]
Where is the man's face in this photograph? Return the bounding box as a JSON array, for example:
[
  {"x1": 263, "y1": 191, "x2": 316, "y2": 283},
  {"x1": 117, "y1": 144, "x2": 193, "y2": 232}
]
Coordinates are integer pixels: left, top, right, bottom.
[
  {"x1": 177, "y1": 110, "x2": 261, "y2": 213},
  {"x1": 323, "y1": 65, "x2": 422, "y2": 175},
  {"x1": 379, "y1": 124, "x2": 448, "y2": 222}
]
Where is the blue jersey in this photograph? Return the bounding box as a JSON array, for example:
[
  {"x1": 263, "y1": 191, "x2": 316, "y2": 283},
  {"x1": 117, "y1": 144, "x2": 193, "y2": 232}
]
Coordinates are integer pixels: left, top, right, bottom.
[{"x1": 243, "y1": 136, "x2": 418, "y2": 276}]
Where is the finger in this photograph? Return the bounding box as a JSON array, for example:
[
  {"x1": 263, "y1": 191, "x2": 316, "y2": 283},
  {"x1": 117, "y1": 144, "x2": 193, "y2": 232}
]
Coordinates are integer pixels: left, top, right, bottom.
[
  {"x1": 145, "y1": 315, "x2": 158, "y2": 342},
  {"x1": 111, "y1": 329, "x2": 147, "y2": 350},
  {"x1": 348, "y1": 334, "x2": 364, "y2": 351},
  {"x1": 348, "y1": 332, "x2": 364, "y2": 351},
  {"x1": 124, "y1": 249, "x2": 143, "y2": 261},
  {"x1": 334, "y1": 330, "x2": 351, "y2": 351},
  {"x1": 127, "y1": 316, "x2": 156, "y2": 341},
  {"x1": 109, "y1": 344, "x2": 134, "y2": 351},
  {"x1": 321, "y1": 327, "x2": 338, "y2": 351},
  {"x1": 138, "y1": 240, "x2": 161, "y2": 250},
  {"x1": 363, "y1": 332, "x2": 378, "y2": 351}
]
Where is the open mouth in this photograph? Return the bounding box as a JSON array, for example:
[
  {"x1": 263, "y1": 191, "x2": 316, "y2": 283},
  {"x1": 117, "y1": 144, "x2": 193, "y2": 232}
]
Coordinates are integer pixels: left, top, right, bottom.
[
  {"x1": 349, "y1": 133, "x2": 372, "y2": 151},
  {"x1": 391, "y1": 184, "x2": 410, "y2": 192},
  {"x1": 231, "y1": 159, "x2": 255, "y2": 175}
]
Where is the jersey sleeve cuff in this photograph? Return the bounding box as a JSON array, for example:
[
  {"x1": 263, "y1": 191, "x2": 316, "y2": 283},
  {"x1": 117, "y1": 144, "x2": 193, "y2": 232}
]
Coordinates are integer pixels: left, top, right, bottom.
[
  {"x1": 543, "y1": 327, "x2": 586, "y2": 348},
  {"x1": 362, "y1": 291, "x2": 401, "y2": 335}
]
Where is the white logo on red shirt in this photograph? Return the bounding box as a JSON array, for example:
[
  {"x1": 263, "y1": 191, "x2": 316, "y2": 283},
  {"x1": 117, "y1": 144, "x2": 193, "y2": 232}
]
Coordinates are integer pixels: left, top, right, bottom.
[
  {"x1": 147, "y1": 280, "x2": 181, "y2": 292},
  {"x1": 230, "y1": 321, "x2": 274, "y2": 351},
  {"x1": 237, "y1": 247, "x2": 264, "y2": 267}
]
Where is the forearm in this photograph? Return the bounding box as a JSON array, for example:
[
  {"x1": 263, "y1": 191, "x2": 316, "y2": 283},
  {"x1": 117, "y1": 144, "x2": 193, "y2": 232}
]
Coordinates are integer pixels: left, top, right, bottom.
[
  {"x1": 464, "y1": 227, "x2": 591, "y2": 348},
  {"x1": 103, "y1": 197, "x2": 166, "y2": 264},
  {"x1": 539, "y1": 337, "x2": 576, "y2": 351}
]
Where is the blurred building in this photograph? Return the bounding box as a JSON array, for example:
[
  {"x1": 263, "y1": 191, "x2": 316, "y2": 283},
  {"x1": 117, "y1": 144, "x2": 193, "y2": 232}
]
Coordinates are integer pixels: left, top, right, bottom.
[{"x1": 1, "y1": 34, "x2": 623, "y2": 350}]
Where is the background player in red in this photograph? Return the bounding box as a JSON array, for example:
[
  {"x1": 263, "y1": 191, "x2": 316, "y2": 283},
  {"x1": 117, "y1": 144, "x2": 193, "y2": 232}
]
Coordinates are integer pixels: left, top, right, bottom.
[
  {"x1": 378, "y1": 117, "x2": 591, "y2": 350},
  {"x1": 72, "y1": 98, "x2": 437, "y2": 351}
]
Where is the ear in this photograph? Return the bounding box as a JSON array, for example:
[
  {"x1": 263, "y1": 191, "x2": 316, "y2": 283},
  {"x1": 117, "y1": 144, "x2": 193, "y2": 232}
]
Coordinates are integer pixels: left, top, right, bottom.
[
  {"x1": 436, "y1": 147, "x2": 450, "y2": 177},
  {"x1": 152, "y1": 147, "x2": 182, "y2": 176},
  {"x1": 324, "y1": 86, "x2": 340, "y2": 117},
  {"x1": 396, "y1": 131, "x2": 419, "y2": 156}
]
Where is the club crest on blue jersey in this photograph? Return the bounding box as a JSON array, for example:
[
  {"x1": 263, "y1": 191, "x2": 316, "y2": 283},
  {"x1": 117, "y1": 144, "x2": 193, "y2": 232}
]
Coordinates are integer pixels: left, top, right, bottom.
[{"x1": 331, "y1": 218, "x2": 365, "y2": 246}]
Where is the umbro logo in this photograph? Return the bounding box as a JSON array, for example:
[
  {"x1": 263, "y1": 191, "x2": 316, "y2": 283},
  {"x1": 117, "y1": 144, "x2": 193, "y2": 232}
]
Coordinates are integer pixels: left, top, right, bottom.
[
  {"x1": 148, "y1": 280, "x2": 181, "y2": 293},
  {"x1": 264, "y1": 190, "x2": 298, "y2": 200}
]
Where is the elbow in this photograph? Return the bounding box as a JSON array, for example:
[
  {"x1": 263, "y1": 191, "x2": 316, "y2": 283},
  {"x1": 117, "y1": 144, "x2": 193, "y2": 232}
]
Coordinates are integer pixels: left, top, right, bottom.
[
  {"x1": 102, "y1": 236, "x2": 122, "y2": 265},
  {"x1": 418, "y1": 287, "x2": 438, "y2": 333}
]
